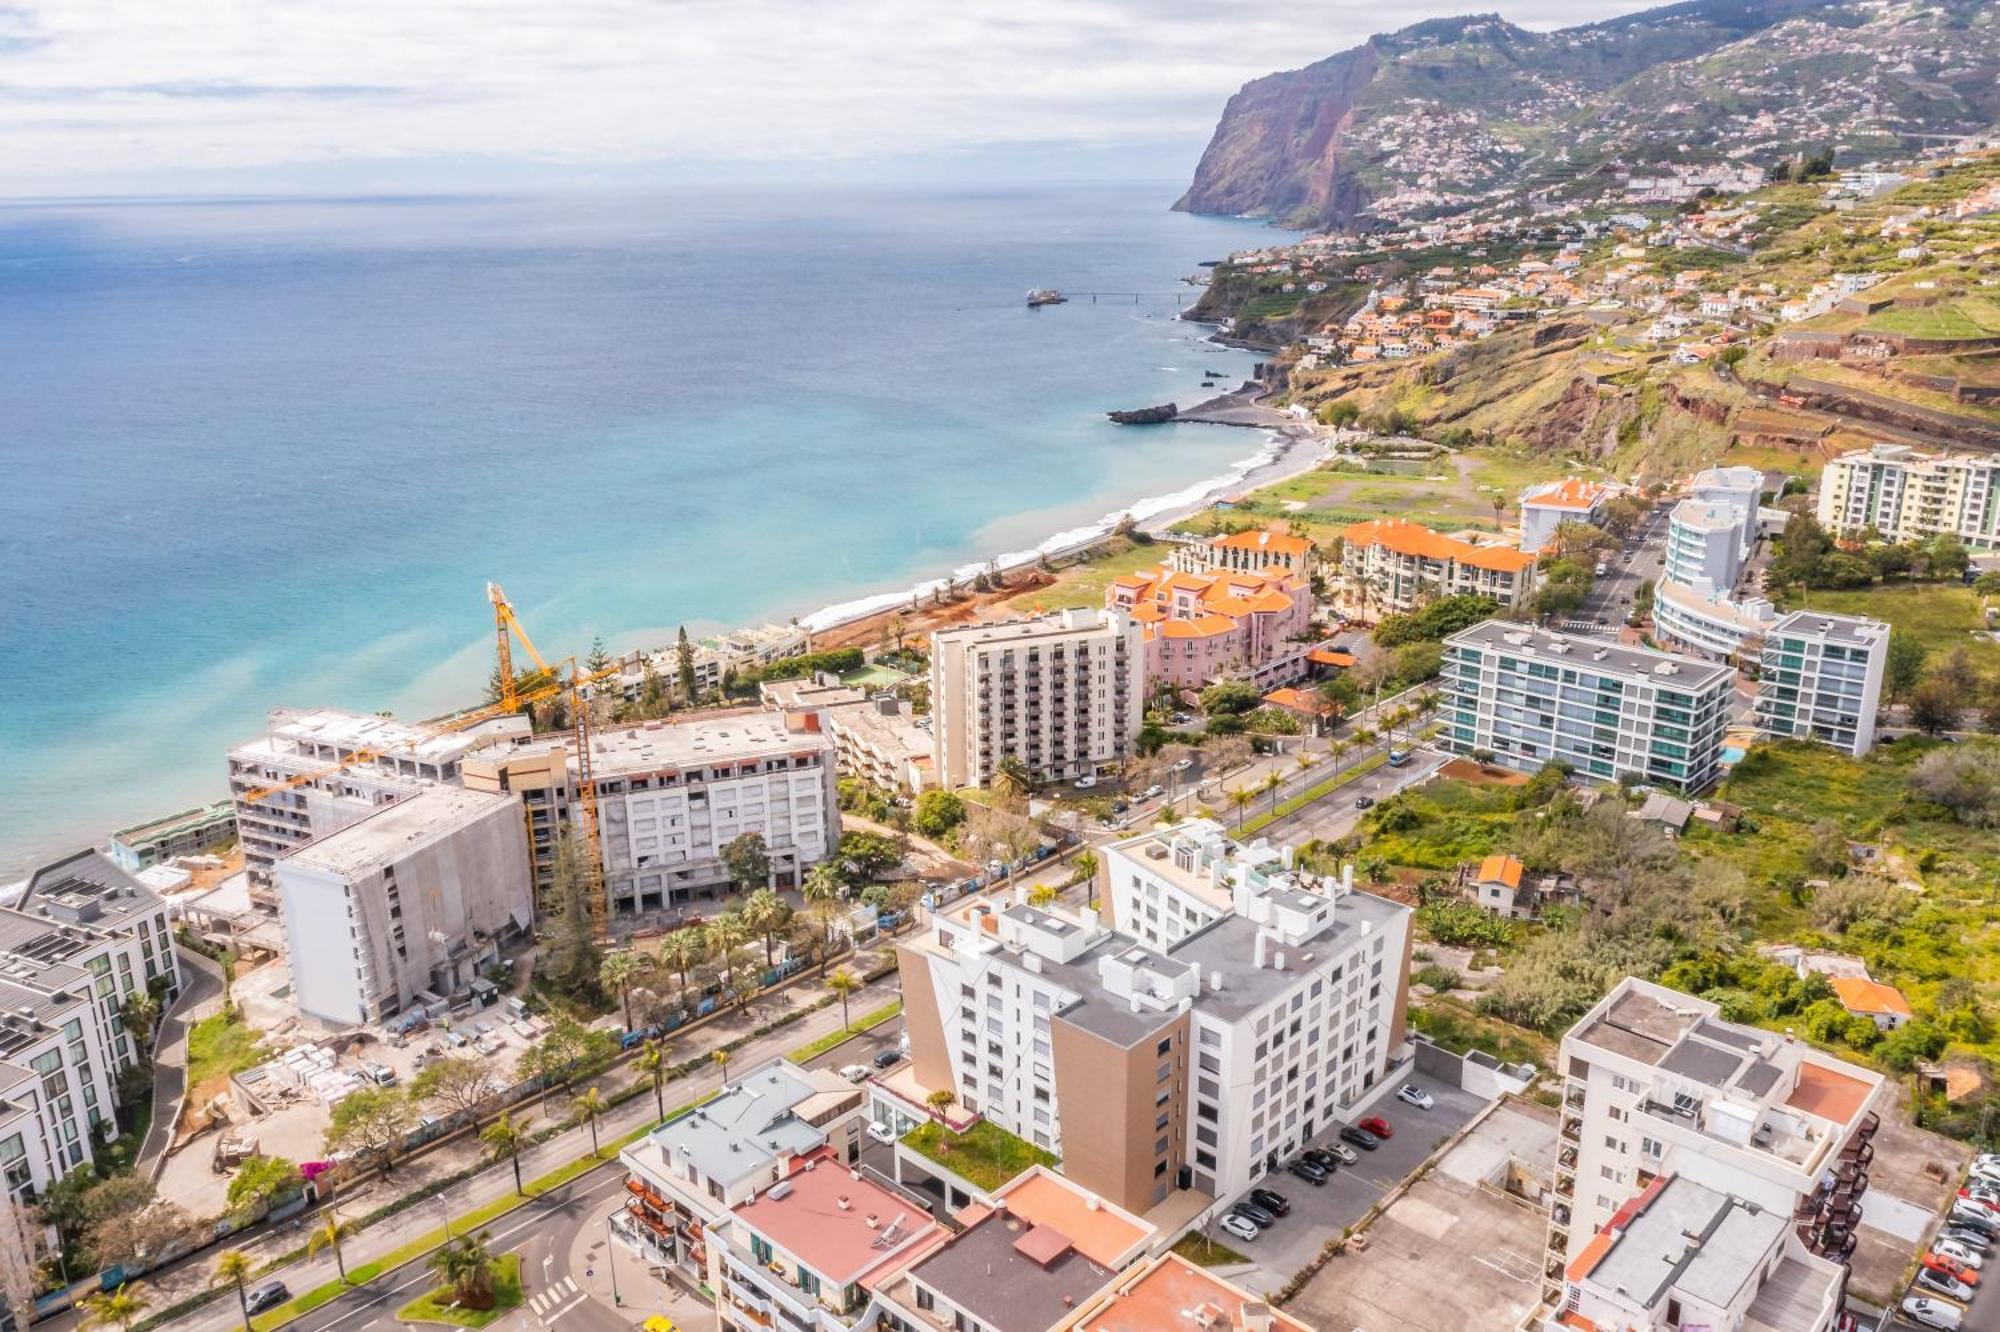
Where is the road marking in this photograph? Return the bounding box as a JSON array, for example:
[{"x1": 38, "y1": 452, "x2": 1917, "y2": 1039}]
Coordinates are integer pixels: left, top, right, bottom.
[
  {"x1": 543, "y1": 1293, "x2": 590, "y2": 1324},
  {"x1": 528, "y1": 1277, "x2": 579, "y2": 1315}
]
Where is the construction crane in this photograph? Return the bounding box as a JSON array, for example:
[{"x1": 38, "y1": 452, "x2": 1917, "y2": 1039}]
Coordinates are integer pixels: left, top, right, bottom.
[{"x1": 486, "y1": 582, "x2": 611, "y2": 925}]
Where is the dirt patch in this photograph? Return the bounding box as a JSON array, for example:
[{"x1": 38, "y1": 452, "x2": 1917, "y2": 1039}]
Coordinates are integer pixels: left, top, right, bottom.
[
  {"x1": 1869, "y1": 1080, "x2": 1973, "y2": 1212},
  {"x1": 810, "y1": 573, "x2": 1057, "y2": 652},
  {"x1": 1439, "y1": 759, "x2": 1529, "y2": 786}
]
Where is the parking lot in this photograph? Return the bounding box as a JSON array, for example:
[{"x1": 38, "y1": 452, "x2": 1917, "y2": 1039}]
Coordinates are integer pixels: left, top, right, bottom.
[{"x1": 1202, "y1": 1070, "x2": 1488, "y2": 1289}]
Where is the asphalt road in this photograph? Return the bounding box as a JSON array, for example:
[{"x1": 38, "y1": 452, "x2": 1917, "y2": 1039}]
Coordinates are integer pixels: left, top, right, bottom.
[
  {"x1": 1252, "y1": 748, "x2": 1450, "y2": 846},
  {"x1": 802, "y1": 1015, "x2": 907, "y2": 1080},
  {"x1": 1570, "y1": 500, "x2": 1672, "y2": 631},
  {"x1": 282, "y1": 1167, "x2": 631, "y2": 1332}
]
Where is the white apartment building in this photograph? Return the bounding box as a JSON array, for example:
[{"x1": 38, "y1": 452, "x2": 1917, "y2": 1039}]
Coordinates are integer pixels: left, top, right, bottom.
[
  {"x1": 929, "y1": 610, "x2": 1144, "y2": 789},
  {"x1": 616, "y1": 1058, "x2": 865, "y2": 1284},
  {"x1": 1652, "y1": 576, "x2": 1776, "y2": 662},
  {"x1": 1665, "y1": 501, "x2": 1750, "y2": 589},
  {"x1": 1817, "y1": 443, "x2": 2000, "y2": 547},
  {"x1": 1519, "y1": 478, "x2": 1612, "y2": 553},
  {"x1": 1755, "y1": 611, "x2": 1891, "y2": 758},
  {"x1": 898, "y1": 849, "x2": 1410, "y2": 1212},
  {"x1": 1548, "y1": 1172, "x2": 1847, "y2": 1332},
  {"x1": 228, "y1": 708, "x2": 497, "y2": 904},
  {"x1": 1100, "y1": 819, "x2": 1328, "y2": 952},
  {"x1": 590, "y1": 711, "x2": 839, "y2": 911},
  {"x1": 1546, "y1": 979, "x2": 1883, "y2": 1302},
  {"x1": 1689, "y1": 465, "x2": 1766, "y2": 560},
  {"x1": 277, "y1": 786, "x2": 533, "y2": 1026},
  {"x1": 1339, "y1": 518, "x2": 1538, "y2": 614},
  {"x1": 0, "y1": 852, "x2": 183, "y2": 1200},
  {"x1": 1441, "y1": 622, "x2": 1734, "y2": 792}
]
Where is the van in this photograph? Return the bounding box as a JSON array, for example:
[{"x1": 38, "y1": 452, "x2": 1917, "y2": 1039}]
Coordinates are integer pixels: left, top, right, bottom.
[{"x1": 1387, "y1": 749, "x2": 1410, "y2": 767}]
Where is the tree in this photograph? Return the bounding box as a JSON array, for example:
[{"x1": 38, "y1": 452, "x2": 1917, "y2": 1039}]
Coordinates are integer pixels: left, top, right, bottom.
[
  {"x1": 429, "y1": 1231, "x2": 499, "y2": 1310},
  {"x1": 794, "y1": 899, "x2": 846, "y2": 975},
  {"x1": 676, "y1": 626, "x2": 699, "y2": 702},
  {"x1": 571, "y1": 1087, "x2": 609, "y2": 1156},
  {"x1": 837, "y1": 829, "x2": 909, "y2": 886},
  {"x1": 412, "y1": 1054, "x2": 500, "y2": 1118},
  {"x1": 213, "y1": 1252, "x2": 255, "y2": 1332},
  {"x1": 712, "y1": 1047, "x2": 732, "y2": 1082},
  {"x1": 739, "y1": 888, "x2": 793, "y2": 968},
  {"x1": 83, "y1": 1283, "x2": 148, "y2": 1332},
  {"x1": 0, "y1": 1195, "x2": 40, "y2": 1332},
  {"x1": 226, "y1": 1155, "x2": 303, "y2": 1219},
  {"x1": 1909, "y1": 744, "x2": 2000, "y2": 825},
  {"x1": 542, "y1": 833, "x2": 604, "y2": 1000},
  {"x1": 925, "y1": 1088, "x2": 957, "y2": 1118},
  {"x1": 802, "y1": 862, "x2": 845, "y2": 907},
  {"x1": 1936, "y1": 647, "x2": 1981, "y2": 696},
  {"x1": 636, "y1": 1037, "x2": 673, "y2": 1123},
  {"x1": 599, "y1": 950, "x2": 648, "y2": 1032},
  {"x1": 1262, "y1": 770, "x2": 1283, "y2": 811},
  {"x1": 1027, "y1": 883, "x2": 1059, "y2": 908},
  {"x1": 825, "y1": 967, "x2": 863, "y2": 1029},
  {"x1": 1910, "y1": 679, "x2": 1960, "y2": 736},
  {"x1": 520, "y1": 1015, "x2": 616, "y2": 1091},
  {"x1": 1930, "y1": 532, "x2": 1971, "y2": 579},
  {"x1": 307, "y1": 1208, "x2": 354, "y2": 1284},
  {"x1": 913, "y1": 790, "x2": 967, "y2": 838},
  {"x1": 586, "y1": 635, "x2": 612, "y2": 676},
  {"x1": 482, "y1": 1112, "x2": 530, "y2": 1196},
  {"x1": 1227, "y1": 787, "x2": 1254, "y2": 829},
  {"x1": 1886, "y1": 630, "x2": 1928, "y2": 702},
  {"x1": 707, "y1": 912, "x2": 750, "y2": 990},
  {"x1": 327, "y1": 1087, "x2": 414, "y2": 1175},
  {"x1": 1068, "y1": 849, "x2": 1100, "y2": 904},
  {"x1": 991, "y1": 756, "x2": 1032, "y2": 807},
  {"x1": 1804, "y1": 820, "x2": 1850, "y2": 878},
  {"x1": 721, "y1": 832, "x2": 772, "y2": 897},
  {"x1": 120, "y1": 989, "x2": 162, "y2": 1054},
  {"x1": 1199, "y1": 680, "x2": 1262, "y2": 717}
]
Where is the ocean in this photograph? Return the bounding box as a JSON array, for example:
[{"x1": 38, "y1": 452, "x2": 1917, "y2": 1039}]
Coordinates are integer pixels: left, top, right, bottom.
[{"x1": 0, "y1": 183, "x2": 1275, "y2": 877}]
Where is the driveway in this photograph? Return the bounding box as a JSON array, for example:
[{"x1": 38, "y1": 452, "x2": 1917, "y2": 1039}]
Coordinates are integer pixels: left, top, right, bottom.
[{"x1": 1203, "y1": 1071, "x2": 1488, "y2": 1291}]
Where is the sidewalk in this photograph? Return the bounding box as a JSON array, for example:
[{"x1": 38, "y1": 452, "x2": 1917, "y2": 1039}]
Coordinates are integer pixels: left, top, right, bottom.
[{"x1": 129, "y1": 963, "x2": 902, "y2": 1331}]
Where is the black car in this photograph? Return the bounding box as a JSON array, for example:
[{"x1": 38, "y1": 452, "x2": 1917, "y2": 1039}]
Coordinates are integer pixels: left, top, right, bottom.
[
  {"x1": 1288, "y1": 1158, "x2": 1329, "y2": 1185},
  {"x1": 1353, "y1": 795, "x2": 1374, "y2": 810},
  {"x1": 1249, "y1": 1187, "x2": 1291, "y2": 1216},
  {"x1": 1949, "y1": 1206, "x2": 1999, "y2": 1236},
  {"x1": 873, "y1": 1048, "x2": 905, "y2": 1069},
  {"x1": 1339, "y1": 1125, "x2": 1381, "y2": 1151},
  {"x1": 245, "y1": 1282, "x2": 290, "y2": 1314},
  {"x1": 1302, "y1": 1148, "x2": 1341, "y2": 1173},
  {"x1": 1945, "y1": 1226, "x2": 1995, "y2": 1253},
  {"x1": 1231, "y1": 1201, "x2": 1279, "y2": 1228}
]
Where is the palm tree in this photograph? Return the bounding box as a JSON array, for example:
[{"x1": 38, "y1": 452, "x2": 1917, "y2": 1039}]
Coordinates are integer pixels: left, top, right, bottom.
[
  {"x1": 801, "y1": 862, "x2": 845, "y2": 906},
  {"x1": 1027, "y1": 883, "x2": 1058, "y2": 908},
  {"x1": 740, "y1": 888, "x2": 791, "y2": 967},
  {"x1": 428, "y1": 1231, "x2": 498, "y2": 1309},
  {"x1": 212, "y1": 1252, "x2": 255, "y2": 1331},
  {"x1": 482, "y1": 1111, "x2": 529, "y2": 1196},
  {"x1": 707, "y1": 912, "x2": 749, "y2": 990},
  {"x1": 571, "y1": 1087, "x2": 608, "y2": 1156},
  {"x1": 991, "y1": 757, "x2": 1031, "y2": 807},
  {"x1": 636, "y1": 1037, "x2": 673, "y2": 1123},
  {"x1": 1227, "y1": 787, "x2": 1254, "y2": 829},
  {"x1": 1069, "y1": 849, "x2": 1100, "y2": 907},
  {"x1": 83, "y1": 1284, "x2": 147, "y2": 1332},
  {"x1": 711, "y1": 1047, "x2": 732, "y2": 1083},
  {"x1": 307, "y1": 1209, "x2": 354, "y2": 1285},
  {"x1": 121, "y1": 989, "x2": 163, "y2": 1052},
  {"x1": 599, "y1": 950, "x2": 646, "y2": 1032},
  {"x1": 658, "y1": 926, "x2": 706, "y2": 1001},
  {"x1": 824, "y1": 967, "x2": 863, "y2": 1030},
  {"x1": 1262, "y1": 770, "x2": 1283, "y2": 812},
  {"x1": 1330, "y1": 738, "x2": 1352, "y2": 774}
]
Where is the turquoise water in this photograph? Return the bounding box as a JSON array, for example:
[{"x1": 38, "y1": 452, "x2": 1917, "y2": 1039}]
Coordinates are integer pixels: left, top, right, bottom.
[{"x1": 0, "y1": 185, "x2": 1274, "y2": 875}]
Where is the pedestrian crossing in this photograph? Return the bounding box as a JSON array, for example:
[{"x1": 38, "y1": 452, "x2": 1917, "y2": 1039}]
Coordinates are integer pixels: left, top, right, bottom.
[{"x1": 527, "y1": 1276, "x2": 580, "y2": 1320}]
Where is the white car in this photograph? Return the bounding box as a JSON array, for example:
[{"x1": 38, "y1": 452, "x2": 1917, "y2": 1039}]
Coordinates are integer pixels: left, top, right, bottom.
[
  {"x1": 839, "y1": 1064, "x2": 871, "y2": 1083},
  {"x1": 1171, "y1": 758, "x2": 1194, "y2": 772},
  {"x1": 1395, "y1": 1085, "x2": 1435, "y2": 1110},
  {"x1": 1903, "y1": 1296, "x2": 1964, "y2": 1330},
  {"x1": 1915, "y1": 1268, "x2": 1975, "y2": 1304},
  {"x1": 866, "y1": 1122, "x2": 899, "y2": 1146},
  {"x1": 1935, "y1": 1239, "x2": 1986, "y2": 1271},
  {"x1": 1074, "y1": 775, "x2": 1097, "y2": 790},
  {"x1": 1143, "y1": 784, "x2": 1164, "y2": 799},
  {"x1": 1218, "y1": 1213, "x2": 1260, "y2": 1243}
]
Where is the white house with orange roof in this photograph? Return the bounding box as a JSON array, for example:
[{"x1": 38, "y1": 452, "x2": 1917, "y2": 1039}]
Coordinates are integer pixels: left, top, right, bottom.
[
  {"x1": 1339, "y1": 517, "x2": 1538, "y2": 614},
  {"x1": 1167, "y1": 527, "x2": 1317, "y2": 579},
  {"x1": 1105, "y1": 564, "x2": 1315, "y2": 690},
  {"x1": 1520, "y1": 478, "x2": 1613, "y2": 553},
  {"x1": 1829, "y1": 977, "x2": 1911, "y2": 1032}
]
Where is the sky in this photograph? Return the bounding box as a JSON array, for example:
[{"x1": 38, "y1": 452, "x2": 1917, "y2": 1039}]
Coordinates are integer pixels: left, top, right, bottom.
[{"x1": 0, "y1": 0, "x2": 1661, "y2": 196}]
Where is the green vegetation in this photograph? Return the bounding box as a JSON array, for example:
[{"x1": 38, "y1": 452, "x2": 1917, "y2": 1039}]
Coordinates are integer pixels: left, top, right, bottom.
[
  {"x1": 396, "y1": 1253, "x2": 522, "y2": 1328},
  {"x1": 1360, "y1": 780, "x2": 1521, "y2": 870},
  {"x1": 1408, "y1": 997, "x2": 1553, "y2": 1068},
  {"x1": 187, "y1": 1010, "x2": 268, "y2": 1089},
  {"x1": 1776, "y1": 583, "x2": 2000, "y2": 677},
  {"x1": 1239, "y1": 753, "x2": 1386, "y2": 836},
  {"x1": 1171, "y1": 1231, "x2": 1249, "y2": 1267},
  {"x1": 787, "y1": 1000, "x2": 902, "y2": 1063},
  {"x1": 903, "y1": 1119, "x2": 1058, "y2": 1192},
  {"x1": 1864, "y1": 295, "x2": 2000, "y2": 341},
  {"x1": 1005, "y1": 536, "x2": 1162, "y2": 613}
]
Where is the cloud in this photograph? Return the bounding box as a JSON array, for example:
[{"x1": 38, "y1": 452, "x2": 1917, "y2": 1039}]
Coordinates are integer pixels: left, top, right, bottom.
[{"x1": 0, "y1": 0, "x2": 1659, "y2": 192}]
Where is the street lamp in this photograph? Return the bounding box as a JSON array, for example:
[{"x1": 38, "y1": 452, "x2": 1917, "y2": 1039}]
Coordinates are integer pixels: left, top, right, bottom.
[
  {"x1": 603, "y1": 1212, "x2": 623, "y2": 1306},
  {"x1": 437, "y1": 1187, "x2": 453, "y2": 1241}
]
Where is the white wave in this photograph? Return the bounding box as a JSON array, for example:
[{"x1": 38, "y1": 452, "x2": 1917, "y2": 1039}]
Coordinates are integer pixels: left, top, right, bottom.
[{"x1": 799, "y1": 430, "x2": 1293, "y2": 634}]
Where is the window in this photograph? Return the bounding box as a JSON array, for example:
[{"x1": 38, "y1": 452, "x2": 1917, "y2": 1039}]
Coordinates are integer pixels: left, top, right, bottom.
[{"x1": 1156, "y1": 1037, "x2": 1174, "y2": 1056}]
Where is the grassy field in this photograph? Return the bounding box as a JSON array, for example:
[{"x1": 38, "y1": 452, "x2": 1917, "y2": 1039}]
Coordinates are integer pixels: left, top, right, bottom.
[
  {"x1": 187, "y1": 1012, "x2": 268, "y2": 1090},
  {"x1": 1363, "y1": 779, "x2": 1521, "y2": 870},
  {"x1": 1005, "y1": 537, "x2": 1161, "y2": 613},
  {"x1": 1866, "y1": 296, "x2": 2000, "y2": 341},
  {"x1": 1778, "y1": 584, "x2": 2000, "y2": 676},
  {"x1": 1408, "y1": 997, "x2": 1554, "y2": 1068},
  {"x1": 904, "y1": 1120, "x2": 1058, "y2": 1191},
  {"x1": 395, "y1": 1254, "x2": 523, "y2": 1328}
]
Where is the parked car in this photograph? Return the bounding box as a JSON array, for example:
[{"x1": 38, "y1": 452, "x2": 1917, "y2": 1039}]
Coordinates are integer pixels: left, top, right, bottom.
[
  {"x1": 1111, "y1": 799, "x2": 1130, "y2": 814},
  {"x1": 1353, "y1": 795, "x2": 1374, "y2": 809},
  {"x1": 1302, "y1": 1148, "x2": 1343, "y2": 1172},
  {"x1": 1288, "y1": 1159, "x2": 1329, "y2": 1186},
  {"x1": 866, "y1": 1122, "x2": 898, "y2": 1146},
  {"x1": 1321, "y1": 1141, "x2": 1360, "y2": 1166},
  {"x1": 245, "y1": 1283, "x2": 290, "y2": 1315},
  {"x1": 1950, "y1": 1206, "x2": 2000, "y2": 1236},
  {"x1": 1970, "y1": 1160, "x2": 2000, "y2": 1184},
  {"x1": 1231, "y1": 1201, "x2": 1278, "y2": 1228},
  {"x1": 1219, "y1": 1213, "x2": 1260, "y2": 1242},
  {"x1": 1143, "y1": 784, "x2": 1164, "y2": 799},
  {"x1": 873, "y1": 1048, "x2": 905, "y2": 1069},
  {"x1": 1915, "y1": 1268, "x2": 1975, "y2": 1304},
  {"x1": 839, "y1": 1063, "x2": 871, "y2": 1083},
  {"x1": 1358, "y1": 1116, "x2": 1394, "y2": 1139},
  {"x1": 1339, "y1": 1125, "x2": 1381, "y2": 1151},
  {"x1": 1395, "y1": 1084, "x2": 1434, "y2": 1110},
  {"x1": 1943, "y1": 1231, "x2": 1995, "y2": 1258},
  {"x1": 1249, "y1": 1188, "x2": 1290, "y2": 1216},
  {"x1": 1902, "y1": 1296, "x2": 1965, "y2": 1330},
  {"x1": 1937, "y1": 1238, "x2": 1988, "y2": 1269},
  {"x1": 1924, "y1": 1252, "x2": 1981, "y2": 1287}
]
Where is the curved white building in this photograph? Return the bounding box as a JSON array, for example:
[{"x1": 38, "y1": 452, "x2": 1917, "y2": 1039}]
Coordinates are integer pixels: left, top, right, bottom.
[{"x1": 1652, "y1": 576, "x2": 1775, "y2": 662}]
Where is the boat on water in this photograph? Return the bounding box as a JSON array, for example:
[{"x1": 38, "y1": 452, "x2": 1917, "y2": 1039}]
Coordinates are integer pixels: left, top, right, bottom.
[{"x1": 1026, "y1": 288, "x2": 1068, "y2": 307}]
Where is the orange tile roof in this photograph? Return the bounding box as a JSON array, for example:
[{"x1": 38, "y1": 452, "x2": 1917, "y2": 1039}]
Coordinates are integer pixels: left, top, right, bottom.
[
  {"x1": 1831, "y1": 977, "x2": 1912, "y2": 1018},
  {"x1": 1078, "y1": 1254, "x2": 1312, "y2": 1332},
  {"x1": 1262, "y1": 687, "x2": 1333, "y2": 715},
  {"x1": 1158, "y1": 614, "x2": 1237, "y2": 639},
  {"x1": 1523, "y1": 477, "x2": 1609, "y2": 512},
  {"x1": 1785, "y1": 1060, "x2": 1876, "y2": 1125},
  {"x1": 1212, "y1": 529, "x2": 1313, "y2": 557},
  {"x1": 1476, "y1": 854, "x2": 1523, "y2": 889},
  {"x1": 1308, "y1": 648, "x2": 1357, "y2": 667},
  {"x1": 1564, "y1": 1230, "x2": 1616, "y2": 1284},
  {"x1": 1344, "y1": 517, "x2": 1536, "y2": 573}
]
